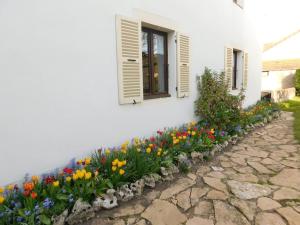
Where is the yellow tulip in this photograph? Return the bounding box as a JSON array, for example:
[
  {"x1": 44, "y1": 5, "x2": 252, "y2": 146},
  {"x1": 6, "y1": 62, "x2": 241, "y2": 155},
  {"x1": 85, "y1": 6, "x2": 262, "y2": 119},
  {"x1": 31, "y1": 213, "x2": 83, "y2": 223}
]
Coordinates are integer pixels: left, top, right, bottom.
[
  {"x1": 32, "y1": 176, "x2": 39, "y2": 183},
  {"x1": 77, "y1": 171, "x2": 85, "y2": 179},
  {"x1": 134, "y1": 138, "x2": 140, "y2": 145},
  {"x1": 119, "y1": 169, "x2": 125, "y2": 175},
  {"x1": 112, "y1": 159, "x2": 118, "y2": 166},
  {"x1": 0, "y1": 187, "x2": 3, "y2": 194},
  {"x1": 117, "y1": 161, "x2": 123, "y2": 168},
  {"x1": 66, "y1": 177, "x2": 72, "y2": 182},
  {"x1": 53, "y1": 181, "x2": 59, "y2": 187},
  {"x1": 146, "y1": 148, "x2": 151, "y2": 154},
  {"x1": 105, "y1": 149, "x2": 111, "y2": 155},
  {"x1": 157, "y1": 151, "x2": 161, "y2": 156},
  {"x1": 72, "y1": 174, "x2": 78, "y2": 181},
  {"x1": 136, "y1": 148, "x2": 141, "y2": 152},
  {"x1": 122, "y1": 160, "x2": 127, "y2": 166},
  {"x1": 112, "y1": 166, "x2": 117, "y2": 172},
  {"x1": 121, "y1": 149, "x2": 127, "y2": 154},
  {"x1": 191, "y1": 131, "x2": 196, "y2": 136},
  {"x1": 6, "y1": 184, "x2": 14, "y2": 191},
  {"x1": 0, "y1": 196, "x2": 5, "y2": 204},
  {"x1": 85, "y1": 172, "x2": 92, "y2": 180},
  {"x1": 85, "y1": 158, "x2": 91, "y2": 165}
]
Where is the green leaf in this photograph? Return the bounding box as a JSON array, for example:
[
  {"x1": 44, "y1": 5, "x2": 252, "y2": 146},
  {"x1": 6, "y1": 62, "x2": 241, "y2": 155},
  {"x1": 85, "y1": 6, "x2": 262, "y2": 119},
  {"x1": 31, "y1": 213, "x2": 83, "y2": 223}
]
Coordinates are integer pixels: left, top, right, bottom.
[
  {"x1": 56, "y1": 193, "x2": 68, "y2": 201},
  {"x1": 18, "y1": 209, "x2": 25, "y2": 217},
  {"x1": 40, "y1": 214, "x2": 51, "y2": 225},
  {"x1": 106, "y1": 180, "x2": 114, "y2": 189}
]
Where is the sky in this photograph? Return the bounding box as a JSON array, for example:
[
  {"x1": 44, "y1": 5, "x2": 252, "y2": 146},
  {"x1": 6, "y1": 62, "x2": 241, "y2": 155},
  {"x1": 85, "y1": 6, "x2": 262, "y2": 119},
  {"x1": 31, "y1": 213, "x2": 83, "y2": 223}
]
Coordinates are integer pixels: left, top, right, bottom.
[{"x1": 247, "y1": 0, "x2": 300, "y2": 44}]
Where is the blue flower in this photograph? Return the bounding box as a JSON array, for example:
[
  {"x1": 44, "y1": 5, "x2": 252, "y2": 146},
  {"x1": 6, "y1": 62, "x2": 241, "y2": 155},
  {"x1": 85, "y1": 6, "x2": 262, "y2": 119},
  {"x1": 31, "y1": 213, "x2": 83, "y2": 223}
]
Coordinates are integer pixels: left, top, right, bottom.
[
  {"x1": 5, "y1": 208, "x2": 13, "y2": 215},
  {"x1": 34, "y1": 204, "x2": 39, "y2": 211},
  {"x1": 42, "y1": 198, "x2": 54, "y2": 209},
  {"x1": 25, "y1": 210, "x2": 31, "y2": 216},
  {"x1": 235, "y1": 125, "x2": 242, "y2": 133},
  {"x1": 16, "y1": 216, "x2": 24, "y2": 223},
  {"x1": 11, "y1": 201, "x2": 21, "y2": 209}
]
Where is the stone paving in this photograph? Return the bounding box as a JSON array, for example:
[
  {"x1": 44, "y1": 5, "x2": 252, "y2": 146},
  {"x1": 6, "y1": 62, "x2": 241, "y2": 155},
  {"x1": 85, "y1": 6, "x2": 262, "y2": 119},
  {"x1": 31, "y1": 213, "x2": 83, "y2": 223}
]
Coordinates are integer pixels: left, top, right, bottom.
[{"x1": 84, "y1": 112, "x2": 300, "y2": 225}]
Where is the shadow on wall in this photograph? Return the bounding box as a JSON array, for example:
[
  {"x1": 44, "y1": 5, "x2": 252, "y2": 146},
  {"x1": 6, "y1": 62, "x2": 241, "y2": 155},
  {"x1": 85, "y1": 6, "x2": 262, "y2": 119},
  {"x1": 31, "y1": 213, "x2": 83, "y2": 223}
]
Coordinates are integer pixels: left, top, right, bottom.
[
  {"x1": 272, "y1": 88, "x2": 296, "y2": 102},
  {"x1": 281, "y1": 71, "x2": 295, "y2": 89}
]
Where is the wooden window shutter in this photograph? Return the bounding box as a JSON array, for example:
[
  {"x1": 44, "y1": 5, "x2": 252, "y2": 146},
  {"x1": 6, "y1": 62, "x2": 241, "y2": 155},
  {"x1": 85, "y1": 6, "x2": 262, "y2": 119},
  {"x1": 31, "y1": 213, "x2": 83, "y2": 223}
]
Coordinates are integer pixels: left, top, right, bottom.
[
  {"x1": 177, "y1": 33, "x2": 190, "y2": 98},
  {"x1": 243, "y1": 51, "x2": 249, "y2": 89},
  {"x1": 116, "y1": 15, "x2": 143, "y2": 105},
  {"x1": 224, "y1": 47, "x2": 233, "y2": 90}
]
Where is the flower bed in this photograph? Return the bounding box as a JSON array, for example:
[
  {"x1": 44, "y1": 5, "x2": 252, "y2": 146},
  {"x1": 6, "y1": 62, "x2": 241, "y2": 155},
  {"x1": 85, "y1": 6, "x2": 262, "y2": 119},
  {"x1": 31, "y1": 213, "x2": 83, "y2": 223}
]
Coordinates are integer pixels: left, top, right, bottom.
[{"x1": 0, "y1": 101, "x2": 280, "y2": 225}]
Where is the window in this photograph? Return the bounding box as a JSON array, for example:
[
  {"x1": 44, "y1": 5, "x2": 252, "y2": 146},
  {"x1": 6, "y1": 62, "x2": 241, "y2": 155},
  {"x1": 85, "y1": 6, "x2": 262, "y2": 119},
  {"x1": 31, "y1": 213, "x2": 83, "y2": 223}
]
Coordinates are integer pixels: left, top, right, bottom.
[
  {"x1": 142, "y1": 27, "x2": 169, "y2": 99},
  {"x1": 232, "y1": 50, "x2": 238, "y2": 89},
  {"x1": 232, "y1": 49, "x2": 243, "y2": 90},
  {"x1": 116, "y1": 15, "x2": 190, "y2": 105},
  {"x1": 225, "y1": 47, "x2": 248, "y2": 91},
  {"x1": 262, "y1": 71, "x2": 269, "y2": 77}
]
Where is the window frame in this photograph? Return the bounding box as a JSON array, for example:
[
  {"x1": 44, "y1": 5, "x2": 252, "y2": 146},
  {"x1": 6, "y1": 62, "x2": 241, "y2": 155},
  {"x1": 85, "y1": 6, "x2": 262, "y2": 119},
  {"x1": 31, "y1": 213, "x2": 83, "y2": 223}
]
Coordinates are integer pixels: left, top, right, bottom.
[{"x1": 142, "y1": 27, "x2": 170, "y2": 100}]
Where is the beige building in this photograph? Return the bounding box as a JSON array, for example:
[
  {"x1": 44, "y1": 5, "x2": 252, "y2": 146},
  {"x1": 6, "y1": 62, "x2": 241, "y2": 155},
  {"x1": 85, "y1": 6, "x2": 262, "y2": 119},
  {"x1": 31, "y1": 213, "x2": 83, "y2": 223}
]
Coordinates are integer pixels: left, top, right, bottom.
[{"x1": 262, "y1": 29, "x2": 300, "y2": 101}]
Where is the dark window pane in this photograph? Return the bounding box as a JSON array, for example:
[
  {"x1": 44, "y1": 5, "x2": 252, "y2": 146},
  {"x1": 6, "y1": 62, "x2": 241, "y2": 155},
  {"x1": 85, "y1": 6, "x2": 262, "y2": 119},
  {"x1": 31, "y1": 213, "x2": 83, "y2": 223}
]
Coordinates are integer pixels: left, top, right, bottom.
[
  {"x1": 153, "y1": 33, "x2": 166, "y2": 93},
  {"x1": 141, "y1": 28, "x2": 168, "y2": 98},
  {"x1": 142, "y1": 31, "x2": 150, "y2": 94},
  {"x1": 233, "y1": 50, "x2": 238, "y2": 89}
]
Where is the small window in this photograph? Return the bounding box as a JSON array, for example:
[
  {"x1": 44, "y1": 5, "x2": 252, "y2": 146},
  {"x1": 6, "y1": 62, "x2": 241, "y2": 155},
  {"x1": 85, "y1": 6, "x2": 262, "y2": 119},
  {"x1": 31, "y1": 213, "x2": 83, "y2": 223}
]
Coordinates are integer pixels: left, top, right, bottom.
[
  {"x1": 262, "y1": 71, "x2": 269, "y2": 77},
  {"x1": 232, "y1": 49, "x2": 242, "y2": 90},
  {"x1": 232, "y1": 50, "x2": 238, "y2": 89},
  {"x1": 142, "y1": 27, "x2": 169, "y2": 99}
]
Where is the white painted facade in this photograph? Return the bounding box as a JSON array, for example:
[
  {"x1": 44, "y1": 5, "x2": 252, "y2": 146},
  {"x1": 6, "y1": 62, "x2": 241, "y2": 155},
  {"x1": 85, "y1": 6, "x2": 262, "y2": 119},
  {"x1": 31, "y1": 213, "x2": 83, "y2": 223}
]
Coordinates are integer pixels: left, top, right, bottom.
[{"x1": 0, "y1": 0, "x2": 261, "y2": 185}]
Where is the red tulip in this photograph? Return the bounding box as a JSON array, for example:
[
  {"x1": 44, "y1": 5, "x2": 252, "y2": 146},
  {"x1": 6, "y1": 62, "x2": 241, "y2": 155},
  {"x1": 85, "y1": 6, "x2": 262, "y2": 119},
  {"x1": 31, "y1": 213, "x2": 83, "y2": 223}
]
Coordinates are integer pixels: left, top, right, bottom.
[{"x1": 63, "y1": 168, "x2": 73, "y2": 175}]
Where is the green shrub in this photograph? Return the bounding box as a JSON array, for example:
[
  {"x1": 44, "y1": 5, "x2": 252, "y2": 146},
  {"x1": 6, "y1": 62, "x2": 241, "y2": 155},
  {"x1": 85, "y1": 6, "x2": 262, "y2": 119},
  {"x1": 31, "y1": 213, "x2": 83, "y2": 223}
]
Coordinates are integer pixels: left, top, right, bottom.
[
  {"x1": 194, "y1": 68, "x2": 245, "y2": 133},
  {"x1": 295, "y1": 69, "x2": 300, "y2": 96}
]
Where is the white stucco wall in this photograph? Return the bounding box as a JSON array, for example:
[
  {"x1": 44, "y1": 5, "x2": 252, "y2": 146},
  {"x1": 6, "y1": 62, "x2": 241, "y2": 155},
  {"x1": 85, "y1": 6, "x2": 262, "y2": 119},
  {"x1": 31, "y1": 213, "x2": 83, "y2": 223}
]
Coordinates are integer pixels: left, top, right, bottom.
[
  {"x1": 0, "y1": 0, "x2": 261, "y2": 185},
  {"x1": 262, "y1": 70, "x2": 295, "y2": 91}
]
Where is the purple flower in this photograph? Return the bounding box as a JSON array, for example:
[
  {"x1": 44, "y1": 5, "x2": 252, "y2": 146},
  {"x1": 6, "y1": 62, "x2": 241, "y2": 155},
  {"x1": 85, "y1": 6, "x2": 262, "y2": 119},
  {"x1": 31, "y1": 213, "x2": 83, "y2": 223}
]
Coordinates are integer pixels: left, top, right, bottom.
[{"x1": 25, "y1": 210, "x2": 31, "y2": 216}]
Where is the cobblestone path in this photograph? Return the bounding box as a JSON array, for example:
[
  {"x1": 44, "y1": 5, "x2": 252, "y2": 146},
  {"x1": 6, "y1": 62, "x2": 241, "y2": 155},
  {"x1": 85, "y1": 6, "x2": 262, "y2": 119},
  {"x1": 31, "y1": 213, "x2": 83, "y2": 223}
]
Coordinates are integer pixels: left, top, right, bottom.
[{"x1": 85, "y1": 112, "x2": 300, "y2": 225}]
